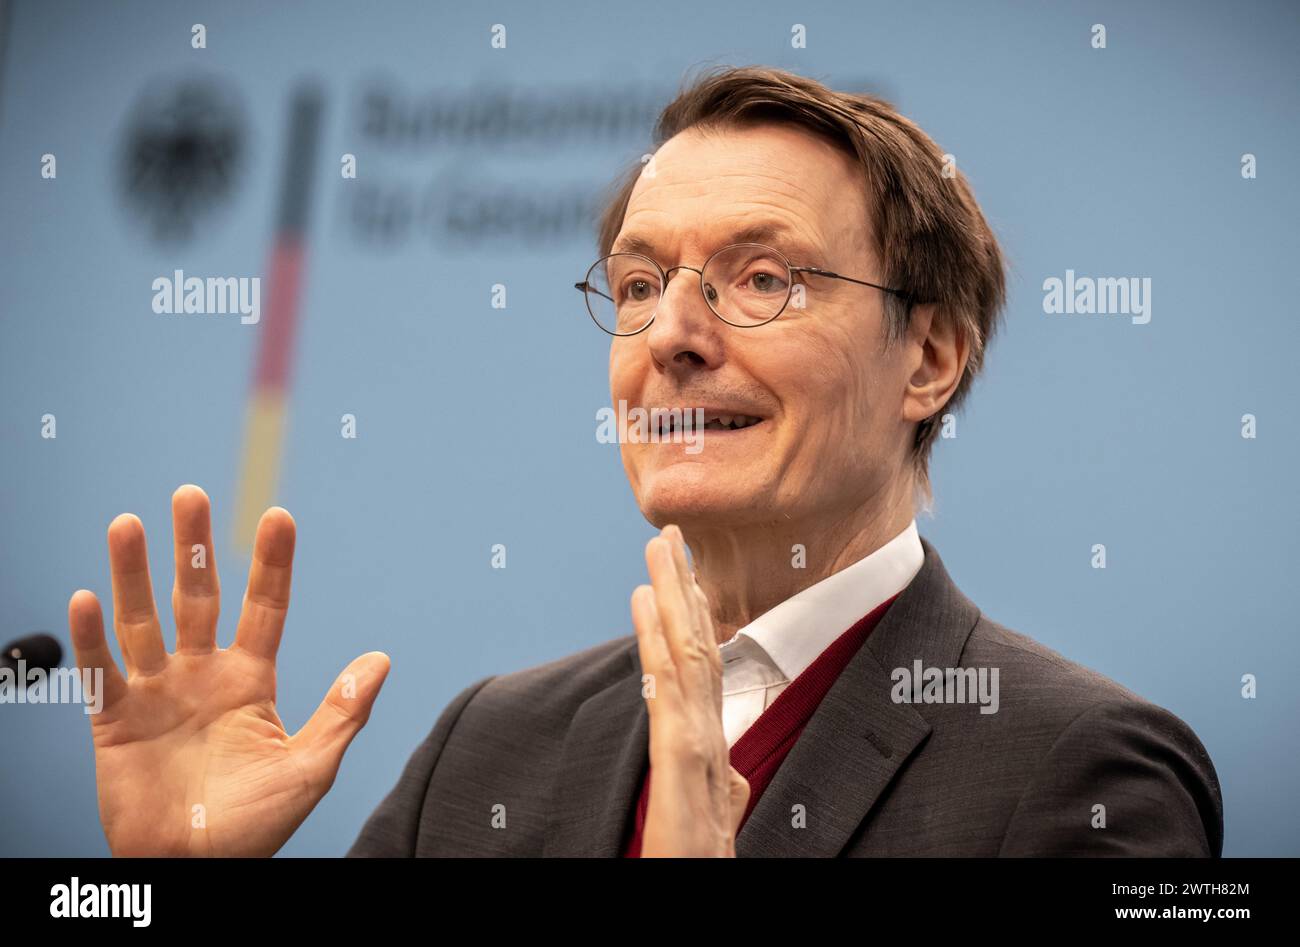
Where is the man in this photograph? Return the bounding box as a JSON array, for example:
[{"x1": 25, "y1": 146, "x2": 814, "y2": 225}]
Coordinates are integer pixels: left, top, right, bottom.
[{"x1": 68, "y1": 66, "x2": 1222, "y2": 857}]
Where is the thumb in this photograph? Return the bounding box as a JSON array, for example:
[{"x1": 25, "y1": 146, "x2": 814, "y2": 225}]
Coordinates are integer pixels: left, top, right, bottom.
[
  {"x1": 291, "y1": 651, "x2": 391, "y2": 793},
  {"x1": 728, "y1": 766, "x2": 751, "y2": 837}
]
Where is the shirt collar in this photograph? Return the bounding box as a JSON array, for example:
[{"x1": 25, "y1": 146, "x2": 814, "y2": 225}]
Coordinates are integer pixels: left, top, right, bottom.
[{"x1": 720, "y1": 519, "x2": 924, "y2": 683}]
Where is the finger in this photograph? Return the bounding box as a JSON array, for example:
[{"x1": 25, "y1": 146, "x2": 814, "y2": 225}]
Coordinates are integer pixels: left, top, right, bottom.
[
  {"x1": 233, "y1": 507, "x2": 296, "y2": 661},
  {"x1": 664, "y1": 525, "x2": 723, "y2": 712},
  {"x1": 691, "y1": 582, "x2": 723, "y2": 710},
  {"x1": 631, "y1": 584, "x2": 675, "y2": 715},
  {"x1": 645, "y1": 534, "x2": 709, "y2": 689},
  {"x1": 664, "y1": 525, "x2": 715, "y2": 649},
  {"x1": 662, "y1": 524, "x2": 694, "y2": 591},
  {"x1": 662, "y1": 526, "x2": 728, "y2": 713},
  {"x1": 171, "y1": 485, "x2": 221, "y2": 653},
  {"x1": 666, "y1": 525, "x2": 722, "y2": 711},
  {"x1": 664, "y1": 528, "x2": 727, "y2": 771},
  {"x1": 67, "y1": 590, "x2": 128, "y2": 710},
  {"x1": 107, "y1": 513, "x2": 168, "y2": 675},
  {"x1": 291, "y1": 652, "x2": 391, "y2": 794}
]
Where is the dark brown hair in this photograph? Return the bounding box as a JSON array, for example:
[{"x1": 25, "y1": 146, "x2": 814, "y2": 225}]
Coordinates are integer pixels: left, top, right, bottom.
[{"x1": 594, "y1": 66, "x2": 1007, "y2": 501}]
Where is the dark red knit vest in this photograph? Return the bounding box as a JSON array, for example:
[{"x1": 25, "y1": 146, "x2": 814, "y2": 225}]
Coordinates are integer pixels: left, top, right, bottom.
[{"x1": 622, "y1": 592, "x2": 899, "y2": 857}]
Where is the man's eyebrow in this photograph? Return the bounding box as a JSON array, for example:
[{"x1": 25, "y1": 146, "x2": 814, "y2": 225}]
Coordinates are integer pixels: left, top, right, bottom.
[{"x1": 610, "y1": 223, "x2": 823, "y2": 260}]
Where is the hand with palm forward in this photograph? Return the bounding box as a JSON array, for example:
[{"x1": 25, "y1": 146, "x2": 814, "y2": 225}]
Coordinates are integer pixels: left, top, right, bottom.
[
  {"x1": 68, "y1": 485, "x2": 390, "y2": 857},
  {"x1": 633, "y1": 525, "x2": 751, "y2": 857}
]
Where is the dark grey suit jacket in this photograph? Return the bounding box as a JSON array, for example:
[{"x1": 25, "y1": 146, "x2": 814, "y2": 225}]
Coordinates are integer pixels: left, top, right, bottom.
[{"x1": 348, "y1": 538, "x2": 1223, "y2": 856}]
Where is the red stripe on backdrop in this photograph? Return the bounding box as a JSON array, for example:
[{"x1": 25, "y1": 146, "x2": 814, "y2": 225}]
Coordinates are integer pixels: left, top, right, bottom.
[{"x1": 254, "y1": 238, "x2": 306, "y2": 392}]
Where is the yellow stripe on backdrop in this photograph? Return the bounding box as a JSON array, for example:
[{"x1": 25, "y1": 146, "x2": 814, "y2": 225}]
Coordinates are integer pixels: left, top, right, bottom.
[{"x1": 234, "y1": 390, "x2": 288, "y2": 551}]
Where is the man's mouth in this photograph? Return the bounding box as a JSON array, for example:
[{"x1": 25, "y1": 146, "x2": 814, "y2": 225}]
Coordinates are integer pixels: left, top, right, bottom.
[{"x1": 654, "y1": 409, "x2": 767, "y2": 436}]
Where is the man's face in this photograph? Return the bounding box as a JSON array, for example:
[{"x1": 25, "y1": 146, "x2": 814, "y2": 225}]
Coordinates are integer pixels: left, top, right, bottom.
[{"x1": 609, "y1": 122, "x2": 913, "y2": 531}]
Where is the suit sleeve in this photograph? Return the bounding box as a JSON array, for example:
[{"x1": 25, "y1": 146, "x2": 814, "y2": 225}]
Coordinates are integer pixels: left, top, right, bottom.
[
  {"x1": 346, "y1": 676, "x2": 495, "y2": 857},
  {"x1": 998, "y1": 700, "x2": 1224, "y2": 856}
]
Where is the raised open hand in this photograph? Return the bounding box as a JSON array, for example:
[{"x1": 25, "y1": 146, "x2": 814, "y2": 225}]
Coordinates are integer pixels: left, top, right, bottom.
[{"x1": 68, "y1": 485, "x2": 389, "y2": 856}]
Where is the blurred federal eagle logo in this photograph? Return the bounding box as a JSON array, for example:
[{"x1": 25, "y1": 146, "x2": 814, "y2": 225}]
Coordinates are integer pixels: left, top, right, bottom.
[{"x1": 118, "y1": 77, "x2": 248, "y2": 243}]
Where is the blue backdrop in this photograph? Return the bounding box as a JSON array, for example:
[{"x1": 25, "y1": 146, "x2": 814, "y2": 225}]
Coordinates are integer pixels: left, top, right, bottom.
[{"x1": 1, "y1": 0, "x2": 1296, "y2": 856}]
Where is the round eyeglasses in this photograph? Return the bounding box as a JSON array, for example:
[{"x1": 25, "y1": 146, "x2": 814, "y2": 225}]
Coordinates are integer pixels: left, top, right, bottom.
[{"x1": 574, "y1": 242, "x2": 912, "y2": 336}]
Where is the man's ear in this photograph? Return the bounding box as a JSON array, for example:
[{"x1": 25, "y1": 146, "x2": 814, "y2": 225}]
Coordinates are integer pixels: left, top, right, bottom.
[{"x1": 901, "y1": 303, "x2": 969, "y2": 426}]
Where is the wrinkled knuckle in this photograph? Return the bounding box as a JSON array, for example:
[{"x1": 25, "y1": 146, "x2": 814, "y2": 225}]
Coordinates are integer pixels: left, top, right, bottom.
[
  {"x1": 680, "y1": 640, "x2": 710, "y2": 664},
  {"x1": 677, "y1": 735, "x2": 711, "y2": 767}
]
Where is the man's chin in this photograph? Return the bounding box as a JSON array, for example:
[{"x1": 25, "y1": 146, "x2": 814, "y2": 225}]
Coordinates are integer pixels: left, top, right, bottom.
[{"x1": 635, "y1": 469, "x2": 769, "y2": 528}]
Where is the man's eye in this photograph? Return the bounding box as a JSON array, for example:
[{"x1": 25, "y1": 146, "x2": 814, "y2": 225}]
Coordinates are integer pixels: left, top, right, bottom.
[
  {"x1": 746, "y1": 270, "x2": 788, "y2": 294},
  {"x1": 622, "y1": 278, "x2": 657, "y2": 302}
]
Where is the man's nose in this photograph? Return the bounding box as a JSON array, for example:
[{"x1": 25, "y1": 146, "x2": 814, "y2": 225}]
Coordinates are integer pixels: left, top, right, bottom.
[{"x1": 646, "y1": 267, "x2": 723, "y2": 372}]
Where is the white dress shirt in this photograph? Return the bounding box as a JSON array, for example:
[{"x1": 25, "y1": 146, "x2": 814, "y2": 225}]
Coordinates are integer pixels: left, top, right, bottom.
[{"x1": 718, "y1": 519, "x2": 924, "y2": 747}]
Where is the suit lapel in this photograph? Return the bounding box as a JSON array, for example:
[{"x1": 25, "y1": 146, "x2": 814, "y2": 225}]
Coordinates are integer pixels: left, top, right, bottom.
[
  {"x1": 736, "y1": 537, "x2": 980, "y2": 856},
  {"x1": 542, "y1": 643, "x2": 648, "y2": 856}
]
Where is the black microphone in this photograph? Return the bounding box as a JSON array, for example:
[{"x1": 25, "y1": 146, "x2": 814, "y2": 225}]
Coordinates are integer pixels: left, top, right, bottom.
[{"x1": 2, "y1": 633, "x2": 63, "y2": 673}]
